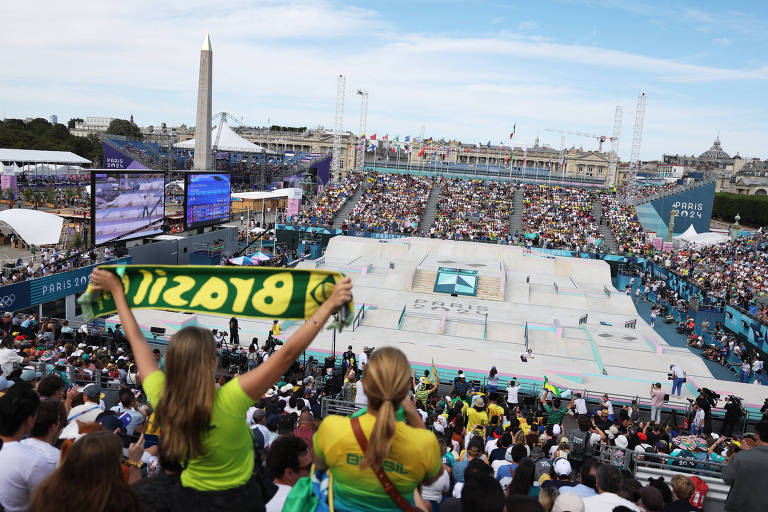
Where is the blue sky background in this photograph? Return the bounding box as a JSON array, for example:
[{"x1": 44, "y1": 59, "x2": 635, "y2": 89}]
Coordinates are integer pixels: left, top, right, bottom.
[{"x1": 1, "y1": 0, "x2": 766, "y2": 160}]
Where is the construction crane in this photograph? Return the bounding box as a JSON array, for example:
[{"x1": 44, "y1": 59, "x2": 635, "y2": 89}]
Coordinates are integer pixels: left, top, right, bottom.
[{"x1": 544, "y1": 128, "x2": 615, "y2": 152}]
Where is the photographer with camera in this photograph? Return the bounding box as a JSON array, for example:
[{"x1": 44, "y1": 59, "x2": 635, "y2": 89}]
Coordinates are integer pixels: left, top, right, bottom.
[
  {"x1": 722, "y1": 396, "x2": 744, "y2": 437},
  {"x1": 669, "y1": 364, "x2": 686, "y2": 397}
]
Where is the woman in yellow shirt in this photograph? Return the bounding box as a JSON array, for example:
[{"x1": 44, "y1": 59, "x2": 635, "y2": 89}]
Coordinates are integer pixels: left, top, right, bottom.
[{"x1": 89, "y1": 268, "x2": 352, "y2": 510}]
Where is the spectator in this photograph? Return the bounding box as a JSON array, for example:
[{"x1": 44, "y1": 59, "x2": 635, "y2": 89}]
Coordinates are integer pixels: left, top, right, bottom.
[
  {"x1": 539, "y1": 486, "x2": 560, "y2": 512},
  {"x1": 293, "y1": 410, "x2": 315, "y2": 451},
  {"x1": 559, "y1": 457, "x2": 599, "y2": 499},
  {"x1": 582, "y1": 464, "x2": 640, "y2": 511},
  {"x1": 663, "y1": 475, "x2": 698, "y2": 512},
  {"x1": 61, "y1": 383, "x2": 103, "y2": 438},
  {"x1": 28, "y1": 431, "x2": 140, "y2": 512},
  {"x1": 265, "y1": 435, "x2": 311, "y2": 512},
  {"x1": 110, "y1": 389, "x2": 144, "y2": 436},
  {"x1": 506, "y1": 495, "x2": 546, "y2": 512},
  {"x1": 0, "y1": 337, "x2": 29, "y2": 376},
  {"x1": 722, "y1": 420, "x2": 768, "y2": 512},
  {"x1": 461, "y1": 471, "x2": 506, "y2": 512},
  {"x1": 132, "y1": 446, "x2": 183, "y2": 512},
  {"x1": 20, "y1": 399, "x2": 66, "y2": 479},
  {"x1": 454, "y1": 436, "x2": 486, "y2": 484},
  {"x1": 650, "y1": 383, "x2": 665, "y2": 424},
  {"x1": 312, "y1": 346, "x2": 442, "y2": 511},
  {"x1": 88, "y1": 267, "x2": 352, "y2": 510},
  {"x1": 669, "y1": 365, "x2": 686, "y2": 397},
  {"x1": 552, "y1": 493, "x2": 585, "y2": 512},
  {"x1": 540, "y1": 389, "x2": 573, "y2": 426},
  {"x1": 542, "y1": 458, "x2": 577, "y2": 491},
  {"x1": 0, "y1": 382, "x2": 48, "y2": 512},
  {"x1": 152, "y1": 349, "x2": 165, "y2": 371}
]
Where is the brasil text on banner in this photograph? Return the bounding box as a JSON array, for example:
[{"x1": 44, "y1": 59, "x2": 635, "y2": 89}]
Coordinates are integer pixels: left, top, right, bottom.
[{"x1": 78, "y1": 265, "x2": 353, "y2": 323}]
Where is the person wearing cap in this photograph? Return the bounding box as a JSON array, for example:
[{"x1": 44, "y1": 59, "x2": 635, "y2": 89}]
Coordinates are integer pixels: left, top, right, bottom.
[
  {"x1": 669, "y1": 364, "x2": 686, "y2": 397},
  {"x1": 342, "y1": 345, "x2": 356, "y2": 374},
  {"x1": 466, "y1": 396, "x2": 489, "y2": 434},
  {"x1": 64, "y1": 383, "x2": 103, "y2": 429},
  {"x1": 542, "y1": 458, "x2": 578, "y2": 491},
  {"x1": 358, "y1": 346, "x2": 370, "y2": 373},
  {"x1": 452, "y1": 370, "x2": 470, "y2": 397},
  {"x1": 552, "y1": 492, "x2": 585, "y2": 512}
]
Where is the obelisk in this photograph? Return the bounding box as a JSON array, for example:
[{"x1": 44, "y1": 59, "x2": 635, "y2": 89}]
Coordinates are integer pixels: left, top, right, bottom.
[{"x1": 193, "y1": 33, "x2": 213, "y2": 170}]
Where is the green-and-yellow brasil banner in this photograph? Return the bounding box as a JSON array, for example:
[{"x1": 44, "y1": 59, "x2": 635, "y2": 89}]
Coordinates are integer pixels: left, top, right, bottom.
[{"x1": 77, "y1": 265, "x2": 352, "y2": 323}]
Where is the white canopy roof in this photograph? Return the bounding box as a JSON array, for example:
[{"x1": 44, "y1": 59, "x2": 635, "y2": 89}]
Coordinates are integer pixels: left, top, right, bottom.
[
  {"x1": 0, "y1": 209, "x2": 63, "y2": 245},
  {"x1": 674, "y1": 224, "x2": 698, "y2": 242},
  {"x1": 0, "y1": 148, "x2": 91, "y2": 165},
  {"x1": 231, "y1": 188, "x2": 303, "y2": 201},
  {"x1": 173, "y1": 119, "x2": 277, "y2": 154}
]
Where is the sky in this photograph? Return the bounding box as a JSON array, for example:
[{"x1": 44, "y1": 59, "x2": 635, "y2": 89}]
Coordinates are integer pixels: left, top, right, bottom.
[{"x1": 2, "y1": 0, "x2": 767, "y2": 160}]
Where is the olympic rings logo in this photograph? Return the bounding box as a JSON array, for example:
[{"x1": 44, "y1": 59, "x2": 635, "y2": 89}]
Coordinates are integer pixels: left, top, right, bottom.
[{"x1": 0, "y1": 295, "x2": 16, "y2": 308}]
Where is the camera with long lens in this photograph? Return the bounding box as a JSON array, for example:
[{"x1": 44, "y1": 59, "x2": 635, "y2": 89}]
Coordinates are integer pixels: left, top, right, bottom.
[
  {"x1": 698, "y1": 387, "x2": 720, "y2": 407},
  {"x1": 364, "y1": 346, "x2": 375, "y2": 356},
  {"x1": 726, "y1": 395, "x2": 743, "y2": 406}
]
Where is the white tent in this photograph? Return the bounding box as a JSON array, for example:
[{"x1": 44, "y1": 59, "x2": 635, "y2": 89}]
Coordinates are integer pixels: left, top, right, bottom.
[
  {"x1": 0, "y1": 209, "x2": 63, "y2": 245},
  {"x1": 173, "y1": 119, "x2": 278, "y2": 154},
  {"x1": 674, "y1": 224, "x2": 698, "y2": 243},
  {"x1": 683, "y1": 232, "x2": 730, "y2": 248}
]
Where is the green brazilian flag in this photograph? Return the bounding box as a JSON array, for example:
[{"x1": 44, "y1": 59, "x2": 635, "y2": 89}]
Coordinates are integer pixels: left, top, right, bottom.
[{"x1": 77, "y1": 265, "x2": 353, "y2": 324}]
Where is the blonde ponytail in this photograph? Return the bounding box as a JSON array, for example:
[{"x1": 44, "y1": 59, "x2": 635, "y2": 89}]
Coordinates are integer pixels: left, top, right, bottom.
[{"x1": 358, "y1": 346, "x2": 411, "y2": 470}]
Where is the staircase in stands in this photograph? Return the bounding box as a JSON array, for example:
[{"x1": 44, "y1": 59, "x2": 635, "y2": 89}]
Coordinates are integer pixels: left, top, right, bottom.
[
  {"x1": 509, "y1": 188, "x2": 524, "y2": 235},
  {"x1": 331, "y1": 181, "x2": 366, "y2": 229},
  {"x1": 417, "y1": 183, "x2": 442, "y2": 233},
  {"x1": 592, "y1": 199, "x2": 619, "y2": 254}
]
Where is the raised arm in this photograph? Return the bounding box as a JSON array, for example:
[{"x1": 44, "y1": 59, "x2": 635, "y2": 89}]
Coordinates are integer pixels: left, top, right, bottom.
[
  {"x1": 90, "y1": 269, "x2": 158, "y2": 379},
  {"x1": 237, "y1": 277, "x2": 352, "y2": 400}
]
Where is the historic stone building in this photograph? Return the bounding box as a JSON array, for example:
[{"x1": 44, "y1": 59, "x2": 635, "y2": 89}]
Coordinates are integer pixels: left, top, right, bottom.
[{"x1": 662, "y1": 137, "x2": 745, "y2": 176}]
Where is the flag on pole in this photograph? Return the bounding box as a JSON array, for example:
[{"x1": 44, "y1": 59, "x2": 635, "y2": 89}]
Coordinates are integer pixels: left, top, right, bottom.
[
  {"x1": 383, "y1": 134, "x2": 389, "y2": 141},
  {"x1": 359, "y1": 134, "x2": 365, "y2": 140},
  {"x1": 367, "y1": 143, "x2": 376, "y2": 152},
  {"x1": 487, "y1": 141, "x2": 491, "y2": 148},
  {"x1": 509, "y1": 124, "x2": 516, "y2": 139},
  {"x1": 561, "y1": 154, "x2": 566, "y2": 170},
  {"x1": 405, "y1": 135, "x2": 411, "y2": 142},
  {"x1": 522, "y1": 148, "x2": 527, "y2": 169},
  {"x1": 430, "y1": 359, "x2": 438, "y2": 387},
  {"x1": 394, "y1": 135, "x2": 399, "y2": 141},
  {"x1": 370, "y1": 134, "x2": 377, "y2": 140},
  {"x1": 418, "y1": 146, "x2": 426, "y2": 157},
  {"x1": 391, "y1": 146, "x2": 396, "y2": 153}
]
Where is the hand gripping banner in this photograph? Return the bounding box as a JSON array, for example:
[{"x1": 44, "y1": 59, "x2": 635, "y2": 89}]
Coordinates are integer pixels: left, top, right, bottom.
[{"x1": 78, "y1": 265, "x2": 353, "y2": 325}]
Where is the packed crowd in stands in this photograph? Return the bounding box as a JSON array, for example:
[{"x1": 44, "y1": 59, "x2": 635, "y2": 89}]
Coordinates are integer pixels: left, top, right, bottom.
[
  {"x1": 291, "y1": 173, "x2": 363, "y2": 227},
  {"x1": 429, "y1": 179, "x2": 515, "y2": 242},
  {"x1": 600, "y1": 193, "x2": 651, "y2": 256},
  {"x1": 521, "y1": 185, "x2": 603, "y2": 252},
  {"x1": 1, "y1": 281, "x2": 765, "y2": 512},
  {"x1": 1, "y1": 247, "x2": 106, "y2": 285},
  {"x1": 343, "y1": 173, "x2": 433, "y2": 233},
  {"x1": 628, "y1": 182, "x2": 682, "y2": 202},
  {"x1": 650, "y1": 233, "x2": 768, "y2": 309}
]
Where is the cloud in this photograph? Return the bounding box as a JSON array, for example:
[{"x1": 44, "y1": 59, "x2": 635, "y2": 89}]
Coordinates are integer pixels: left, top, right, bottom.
[
  {"x1": 518, "y1": 20, "x2": 538, "y2": 31},
  {"x1": 713, "y1": 37, "x2": 733, "y2": 46},
  {"x1": 1, "y1": 0, "x2": 766, "y2": 160}
]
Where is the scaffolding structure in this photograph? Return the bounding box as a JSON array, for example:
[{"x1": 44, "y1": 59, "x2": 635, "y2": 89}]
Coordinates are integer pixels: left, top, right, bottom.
[
  {"x1": 355, "y1": 89, "x2": 368, "y2": 173},
  {"x1": 606, "y1": 105, "x2": 623, "y2": 188},
  {"x1": 331, "y1": 74, "x2": 345, "y2": 181},
  {"x1": 624, "y1": 92, "x2": 647, "y2": 206}
]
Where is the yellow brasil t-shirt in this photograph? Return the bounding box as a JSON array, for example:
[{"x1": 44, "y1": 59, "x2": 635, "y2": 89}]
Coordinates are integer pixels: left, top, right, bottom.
[
  {"x1": 314, "y1": 408, "x2": 441, "y2": 512},
  {"x1": 142, "y1": 371, "x2": 254, "y2": 491}
]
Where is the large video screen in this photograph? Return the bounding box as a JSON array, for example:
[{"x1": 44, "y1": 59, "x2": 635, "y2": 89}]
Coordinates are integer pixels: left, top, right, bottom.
[
  {"x1": 92, "y1": 171, "x2": 165, "y2": 246},
  {"x1": 184, "y1": 172, "x2": 231, "y2": 229}
]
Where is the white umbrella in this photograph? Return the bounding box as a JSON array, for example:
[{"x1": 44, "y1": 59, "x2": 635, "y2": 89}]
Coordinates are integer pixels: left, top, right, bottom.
[{"x1": 250, "y1": 227, "x2": 266, "y2": 234}]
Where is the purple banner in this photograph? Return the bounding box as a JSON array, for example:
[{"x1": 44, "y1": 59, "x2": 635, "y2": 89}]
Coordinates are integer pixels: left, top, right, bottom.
[{"x1": 102, "y1": 142, "x2": 148, "y2": 170}]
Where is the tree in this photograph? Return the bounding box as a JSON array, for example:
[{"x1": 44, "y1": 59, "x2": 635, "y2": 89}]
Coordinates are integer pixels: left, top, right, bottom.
[
  {"x1": 106, "y1": 119, "x2": 143, "y2": 139},
  {"x1": 68, "y1": 118, "x2": 84, "y2": 129}
]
